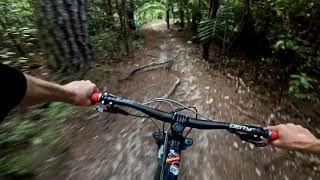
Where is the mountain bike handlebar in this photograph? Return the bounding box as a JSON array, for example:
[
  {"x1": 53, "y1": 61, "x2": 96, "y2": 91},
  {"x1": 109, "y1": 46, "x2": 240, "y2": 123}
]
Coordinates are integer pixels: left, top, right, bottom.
[{"x1": 90, "y1": 92, "x2": 278, "y2": 145}]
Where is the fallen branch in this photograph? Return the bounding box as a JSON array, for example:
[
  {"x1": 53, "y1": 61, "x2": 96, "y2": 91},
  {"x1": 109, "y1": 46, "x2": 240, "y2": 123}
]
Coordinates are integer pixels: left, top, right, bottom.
[
  {"x1": 149, "y1": 76, "x2": 180, "y2": 111},
  {"x1": 229, "y1": 102, "x2": 257, "y2": 120},
  {"x1": 122, "y1": 51, "x2": 183, "y2": 80},
  {"x1": 162, "y1": 77, "x2": 180, "y2": 98}
]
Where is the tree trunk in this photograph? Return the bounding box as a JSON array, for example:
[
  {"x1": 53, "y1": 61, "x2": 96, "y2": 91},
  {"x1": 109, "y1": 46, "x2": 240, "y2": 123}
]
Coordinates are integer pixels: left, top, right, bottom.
[
  {"x1": 191, "y1": 4, "x2": 201, "y2": 37},
  {"x1": 202, "y1": 0, "x2": 219, "y2": 61},
  {"x1": 186, "y1": 7, "x2": 190, "y2": 26},
  {"x1": 115, "y1": 0, "x2": 123, "y2": 29},
  {"x1": 179, "y1": 8, "x2": 184, "y2": 28},
  {"x1": 121, "y1": 0, "x2": 129, "y2": 54},
  {"x1": 115, "y1": 0, "x2": 129, "y2": 54},
  {"x1": 208, "y1": 0, "x2": 219, "y2": 18},
  {"x1": 171, "y1": 7, "x2": 175, "y2": 22},
  {"x1": 166, "y1": 9, "x2": 170, "y2": 29},
  {"x1": 127, "y1": 0, "x2": 136, "y2": 30},
  {"x1": 103, "y1": 0, "x2": 114, "y2": 28},
  {"x1": 191, "y1": 15, "x2": 197, "y2": 35},
  {"x1": 34, "y1": 0, "x2": 94, "y2": 70},
  {"x1": 127, "y1": 10, "x2": 136, "y2": 30}
]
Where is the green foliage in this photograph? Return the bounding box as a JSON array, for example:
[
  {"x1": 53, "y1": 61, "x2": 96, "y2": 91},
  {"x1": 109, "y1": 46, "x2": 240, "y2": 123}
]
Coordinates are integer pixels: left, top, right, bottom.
[
  {"x1": 0, "y1": 121, "x2": 36, "y2": 146},
  {"x1": 190, "y1": 2, "x2": 201, "y2": 18},
  {"x1": 196, "y1": 0, "x2": 320, "y2": 98},
  {"x1": 47, "y1": 102, "x2": 73, "y2": 120},
  {"x1": 1, "y1": 27, "x2": 38, "y2": 54},
  {"x1": 91, "y1": 29, "x2": 123, "y2": 57},
  {"x1": 199, "y1": 5, "x2": 235, "y2": 44},
  {"x1": 88, "y1": 1, "x2": 111, "y2": 35},
  {"x1": 273, "y1": 36, "x2": 299, "y2": 51},
  {"x1": 0, "y1": 150, "x2": 36, "y2": 176},
  {"x1": 0, "y1": 49, "x2": 16, "y2": 59},
  {"x1": 129, "y1": 30, "x2": 144, "y2": 40},
  {"x1": 135, "y1": 2, "x2": 166, "y2": 25},
  {"x1": 289, "y1": 73, "x2": 318, "y2": 99},
  {"x1": 0, "y1": 0, "x2": 34, "y2": 27},
  {"x1": 0, "y1": 103, "x2": 73, "y2": 177},
  {"x1": 129, "y1": 30, "x2": 144, "y2": 49},
  {"x1": 0, "y1": 0, "x2": 38, "y2": 63}
]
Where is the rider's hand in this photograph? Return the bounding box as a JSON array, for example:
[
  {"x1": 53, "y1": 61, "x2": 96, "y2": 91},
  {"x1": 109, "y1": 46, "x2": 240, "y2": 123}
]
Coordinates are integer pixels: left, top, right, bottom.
[
  {"x1": 63, "y1": 80, "x2": 99, "y2": 106},
  {"x1": 268, "y1": 123, "x2": 320, "y2": 153}
]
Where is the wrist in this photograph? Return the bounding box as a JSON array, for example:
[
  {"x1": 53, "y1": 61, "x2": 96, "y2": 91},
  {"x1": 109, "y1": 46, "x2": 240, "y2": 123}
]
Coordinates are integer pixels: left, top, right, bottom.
[
  {"x1": 62, "y1": 85, "x2": 77, "y2": 104},
  {"x1": 308, "y1": 139, "x2": 320, "y2": 153},
  {"x1": 300, "y1": 139, "x2": 320, "y2": 153}
]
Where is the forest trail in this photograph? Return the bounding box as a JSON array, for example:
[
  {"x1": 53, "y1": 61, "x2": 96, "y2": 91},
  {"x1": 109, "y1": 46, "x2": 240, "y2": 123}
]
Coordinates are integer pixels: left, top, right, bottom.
[{"x1": 50, "y1": 21, "x2": 318, "y2": 180}]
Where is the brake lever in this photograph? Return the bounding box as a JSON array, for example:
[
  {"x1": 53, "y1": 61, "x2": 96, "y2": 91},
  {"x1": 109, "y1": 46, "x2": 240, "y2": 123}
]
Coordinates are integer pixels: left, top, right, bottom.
[
  {"x1": 96, "y1": 102, "x2": 130, "y2": 115},
  {"x1": 229, "y1": 130, "x2": 268, "y2": 147},
  {"x1": 238, "y1": 135, "x2": 267, "y2": 147}
]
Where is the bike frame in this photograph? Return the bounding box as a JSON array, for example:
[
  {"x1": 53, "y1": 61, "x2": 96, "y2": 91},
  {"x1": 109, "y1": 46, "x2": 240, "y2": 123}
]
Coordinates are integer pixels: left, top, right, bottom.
[
  {"x1": 153, "y1": 114, "x2": 194, "y2": 180},
  {"x1": 155, "y1": 130, "x2": 183, "y2": 180}
]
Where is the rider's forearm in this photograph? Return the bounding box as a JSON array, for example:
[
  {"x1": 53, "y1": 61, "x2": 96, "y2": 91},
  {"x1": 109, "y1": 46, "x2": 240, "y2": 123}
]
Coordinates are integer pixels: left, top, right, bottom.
[
  {"x1": 18, "y1": 74, "x2": 75, "y2": 107},
  {"x1": 304, "y1": 139, "x2": 320, "y2": 153}
]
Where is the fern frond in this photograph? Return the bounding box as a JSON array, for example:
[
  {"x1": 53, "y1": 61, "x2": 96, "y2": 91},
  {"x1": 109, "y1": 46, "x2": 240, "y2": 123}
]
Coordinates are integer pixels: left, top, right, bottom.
[
  {"x1": 198, "y1": 5, "x2": 235, "y2": 44},
  {"x1": 136, "y1": 2, "x2": 166, "y2": 17}
]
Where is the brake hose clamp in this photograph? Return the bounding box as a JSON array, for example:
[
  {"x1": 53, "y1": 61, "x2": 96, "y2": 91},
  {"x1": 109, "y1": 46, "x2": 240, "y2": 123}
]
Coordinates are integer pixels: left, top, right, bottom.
[
  {"x1": 177, "y1": 114, "x2": 188, "y2": 124},
  {"x1": 172, "y1": 112, "x2": 177, "y2": 122},
  {"x1": 177, "y1": 115, "x2": 182, "y2": 123}
]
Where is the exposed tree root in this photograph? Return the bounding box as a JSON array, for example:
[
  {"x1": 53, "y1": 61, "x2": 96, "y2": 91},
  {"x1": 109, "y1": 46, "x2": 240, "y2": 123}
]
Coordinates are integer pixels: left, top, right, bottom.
[
  {"x1": 121, "y1": 51, "x2": 182, "y2": 80},
  {"x1": 162, "y1": 77, "x2": 180, "y2": 98}
]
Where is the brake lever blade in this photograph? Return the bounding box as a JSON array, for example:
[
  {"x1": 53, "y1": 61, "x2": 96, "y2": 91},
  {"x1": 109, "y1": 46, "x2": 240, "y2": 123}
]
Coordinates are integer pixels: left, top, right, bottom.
[
  {"x1": 95, "y1": 104, "x2": 130, "y2": 115},
  {"x1": 247, "y1": 139, "x2": 267, "y2": 147},
  {"x1": 96, "y1": 106, "x2": 105, "y2": 112},
  {"x1": 238, "y1": 136, "x2": 267, "y2": 147},
  {"x1": 235, "y1": 131, "x2": 268, "y2": 147}
]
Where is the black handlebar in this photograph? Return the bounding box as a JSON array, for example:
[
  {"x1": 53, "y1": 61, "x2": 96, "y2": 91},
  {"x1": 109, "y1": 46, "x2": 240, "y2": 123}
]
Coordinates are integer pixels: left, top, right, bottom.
[
  {"x1": 97, "y1": 93, "x2": 231, "y2": 128},
  {"x1": 91, "y1": 92, "x2": 279, "y2": 145}
]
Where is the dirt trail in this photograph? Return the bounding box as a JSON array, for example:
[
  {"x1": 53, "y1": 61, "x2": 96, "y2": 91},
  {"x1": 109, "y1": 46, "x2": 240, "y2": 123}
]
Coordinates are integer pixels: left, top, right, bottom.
[{"x1": 51, "y1": 21, "x2": 319, "y2": 180}]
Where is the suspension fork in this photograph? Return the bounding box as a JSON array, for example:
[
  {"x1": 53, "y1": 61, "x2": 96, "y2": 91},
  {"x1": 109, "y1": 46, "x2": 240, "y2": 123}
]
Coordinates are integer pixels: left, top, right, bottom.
[
  {"x1": 153, "y1": 122, "x2": 193, "y2": 179},
  {"x1": 153, "y1": 129, "x2": 183, "y2": 180}
]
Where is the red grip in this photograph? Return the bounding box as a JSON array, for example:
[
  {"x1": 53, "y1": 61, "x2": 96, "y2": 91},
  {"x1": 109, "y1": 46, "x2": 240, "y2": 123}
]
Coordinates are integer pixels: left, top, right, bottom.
[
  {"x1": 268, "y1": 130, "x2": 279, "y2": 141},
  {"x1": 90, "y1": 92, "x2": 100, "y2": 104}
]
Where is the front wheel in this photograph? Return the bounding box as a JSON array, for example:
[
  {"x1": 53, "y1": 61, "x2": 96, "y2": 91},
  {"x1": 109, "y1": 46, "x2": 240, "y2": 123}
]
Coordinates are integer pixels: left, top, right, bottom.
[
  {"x1": 154, "y1": 144, "x2": 164, "y2": 180},
  {"x1": 154, "y1": 163, "x2": 162, "y2": 180}
]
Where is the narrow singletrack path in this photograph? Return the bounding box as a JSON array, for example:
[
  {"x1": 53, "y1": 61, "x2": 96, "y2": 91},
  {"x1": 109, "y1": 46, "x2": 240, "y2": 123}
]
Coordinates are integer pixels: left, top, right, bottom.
[{"x1": 51, "y1": 21, "x2": 318, "y2": 180}]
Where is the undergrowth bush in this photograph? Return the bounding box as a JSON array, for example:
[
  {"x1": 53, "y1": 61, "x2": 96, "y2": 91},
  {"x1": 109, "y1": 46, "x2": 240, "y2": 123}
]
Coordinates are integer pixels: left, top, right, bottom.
[{"x1": 0, "y1": 103, "x2": 73, "y2": 178}]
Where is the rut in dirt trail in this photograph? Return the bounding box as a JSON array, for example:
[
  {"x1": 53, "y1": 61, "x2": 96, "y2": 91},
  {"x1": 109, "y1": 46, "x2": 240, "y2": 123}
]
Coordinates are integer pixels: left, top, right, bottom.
[{"x1": 51, "y1": 21, "x2": 318, "y2": 180}]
